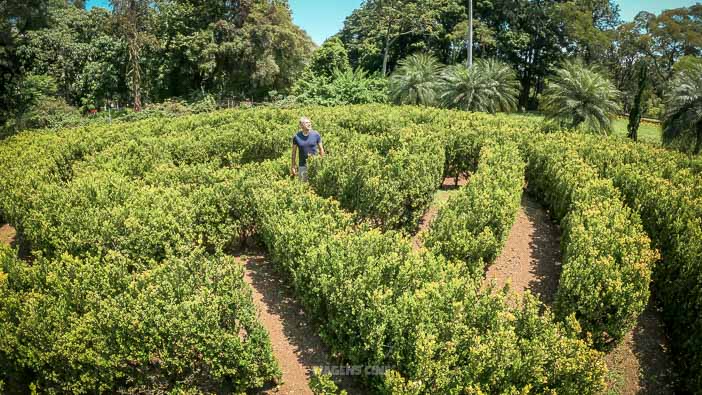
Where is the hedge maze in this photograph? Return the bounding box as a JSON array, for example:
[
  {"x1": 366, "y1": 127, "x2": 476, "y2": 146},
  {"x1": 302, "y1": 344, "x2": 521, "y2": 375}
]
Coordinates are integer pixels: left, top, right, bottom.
[{"x1": 0, "y1": 105, "x2": 699, "y2": 393}]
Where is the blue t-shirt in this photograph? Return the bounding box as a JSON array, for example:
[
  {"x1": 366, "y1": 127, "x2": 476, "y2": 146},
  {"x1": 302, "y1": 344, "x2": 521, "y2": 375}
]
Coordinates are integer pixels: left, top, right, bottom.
[{"x1": 293, "y1": 130, "x2": 322, "y2": 167}]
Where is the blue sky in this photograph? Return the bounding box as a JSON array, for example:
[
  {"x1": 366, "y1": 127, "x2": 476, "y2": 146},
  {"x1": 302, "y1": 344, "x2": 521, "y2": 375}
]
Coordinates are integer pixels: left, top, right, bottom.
[{"x1": 86, "y1": 0, "x2": 701, "y2": 45}]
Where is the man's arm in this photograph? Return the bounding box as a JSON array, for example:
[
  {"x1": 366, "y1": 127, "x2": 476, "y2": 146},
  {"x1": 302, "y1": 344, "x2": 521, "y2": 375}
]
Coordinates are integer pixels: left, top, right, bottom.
[
  {"x1": 318, "y1": 141, "x2": 325, "y2": 157},
  {"x1": 291, "y1": 143, "x2": 297, "y2": 175}
]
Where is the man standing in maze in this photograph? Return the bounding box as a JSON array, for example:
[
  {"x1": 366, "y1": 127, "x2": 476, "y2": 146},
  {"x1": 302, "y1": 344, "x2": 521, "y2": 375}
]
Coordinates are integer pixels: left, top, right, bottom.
[{"x1": 291, "y1": 116, "x2": 324, "y2": 181}]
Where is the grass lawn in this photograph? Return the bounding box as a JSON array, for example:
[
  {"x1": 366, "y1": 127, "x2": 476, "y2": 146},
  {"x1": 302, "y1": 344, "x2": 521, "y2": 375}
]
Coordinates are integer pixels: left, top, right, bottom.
[{"x1": 611, "y1": 118, "x2": 662, "y2": 145}]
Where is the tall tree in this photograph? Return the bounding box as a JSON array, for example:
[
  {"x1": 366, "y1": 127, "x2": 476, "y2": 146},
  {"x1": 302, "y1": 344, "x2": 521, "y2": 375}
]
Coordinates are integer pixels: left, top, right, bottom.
[
  {"x1": 639, "y1": 6, "x2": 702, "y2": 91},
  {"x1": 1, "y1": 0, "x2": 52, "y2": 131},
  {"x1": 308, "y1": 37, "x2": 350, "y2": 78},
  {"x1": 149, "y1": 0, "x2": 313, "y2": 100},
  {"x1": 17, "y1": 6, "x2": 126, "y2": 109},
  {"x1": 557, "y1": 0, "x2": 621, "y2": 63},
  {"x1": 339, "y1": 0, "x2": 445, "y2": 76},
  {"x1": 111, "y1": 0, "x2": 151, "y2": 112},
  {"x1": 481, "y1": 0, "x2": 569, "y2": 110}
]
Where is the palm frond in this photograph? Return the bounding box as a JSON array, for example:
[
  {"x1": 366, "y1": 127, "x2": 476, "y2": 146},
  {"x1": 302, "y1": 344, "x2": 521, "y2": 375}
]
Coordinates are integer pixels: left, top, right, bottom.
[
  {"x1": 389, "y1": 53, "x2": 443, "y2": 106},
  {"x1": 543, "y1": 60, "x2": 621, "y2": 135},
  {"x1": 662, "y1": 63, "x2": 702, "y2": 152},
  {"x1": 439, "y1": 59, "x2": 520, "y2": 113}
]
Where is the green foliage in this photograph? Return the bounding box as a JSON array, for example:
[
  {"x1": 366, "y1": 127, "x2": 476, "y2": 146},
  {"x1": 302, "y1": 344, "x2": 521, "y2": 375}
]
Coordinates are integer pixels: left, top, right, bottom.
[
  {"x1": 309, "y1": 37, "x2": 351, "y2": 78},
  {"x1": 662, "y1": 62, "x2": 702, "y2": 154},
  {"x1": 425, "y1": 140, "x2": 525, "y2": 275},
  {"x1": 310, "y1": 368, "x2": 347, "y2": 395},
  {"x1": 16, "y1": 6, "x2": 124, "y2": 110},
  {"x1": 523, "y1": 135, "x2": 656, "y2": 348},
  {"x1": 0, "y1": 245, "x2": 281, "y2": 393},
  {"x1": 338, "y1": 0, "x2": 443, "y2": 75},
  {"x1": 308, "y1": 130, "x2": 444, "y2": 232},
  {"x1": 440, "y1": 59, "x2": 520, "y2": 113},
  {"x1": 254, "y1": 179, "x2": 606, "y2": 394},
  {"x1": 566, "y1": 133, "x2": 702, "y2": 392},
  {"x1": 291, "y1": 68, "x2": 388, "y2": 106},
  {"x1": 556, "y1": 0, "x2": 621, "y2": 63},
  {"x1": 19, "y1": 96, "x2": 81, "y2": 130},
  {"x1": 389, "y1": 53, "x2": 443, "y2": 106},
  {"x1": 5, "y1": 104, "x2": 702, "y2": 392},
  {"x1": 543, "y1": 61, "x2": 621, "y2": 134},
  {"x1": 147, "y1": 0, "x2": 315, "y2": 100}
]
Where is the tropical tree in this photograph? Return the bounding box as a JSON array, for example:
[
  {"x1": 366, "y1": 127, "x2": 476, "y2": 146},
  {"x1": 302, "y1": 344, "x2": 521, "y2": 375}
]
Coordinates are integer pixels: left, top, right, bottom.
[
  {"x1": 662, "y1": 63, "x2": 702, "y2": 154},
  {"x1": 542, "y1": 60, "x2": 621, "y2": 134},
  {"x1": 389, "y1": 53, "x2": 443, "y2": 106},
  {"x1": 439, "y1": 58, "x2": 519, "y2": 113}
]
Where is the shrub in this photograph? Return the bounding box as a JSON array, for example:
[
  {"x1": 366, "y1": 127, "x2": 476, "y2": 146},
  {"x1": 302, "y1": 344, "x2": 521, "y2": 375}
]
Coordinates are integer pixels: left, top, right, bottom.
[
  {"x1": 425, "y1": 141, "x2": 525, "y2": 275},
  {"x1": 523, "y1": 136, "x2": 656, "y2": 348},
  {"x1": 254, "y1": 179, "x2": 606, "y2": 394},
  {"x1": 0, "y1": 245, "x2": 280, "y2": 393},
  {"x1": 542, "y1": 60, "x2": 621, "y2": 134},
  {"x1": 389, "y1": 53, "x2": 443, "y2": 106}
]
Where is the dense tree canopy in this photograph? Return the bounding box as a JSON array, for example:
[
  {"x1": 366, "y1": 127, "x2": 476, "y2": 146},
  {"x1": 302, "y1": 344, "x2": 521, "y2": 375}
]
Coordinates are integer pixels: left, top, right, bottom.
[
  {"x1": 1, "y1": 0, "x2": 314, "y2": 131},
  {"x1": 338, "y1": 0, "x2": 626, "y2": 110},
  {"x1": 1, "y1": 0, "x2": 701, "y2": 142}
]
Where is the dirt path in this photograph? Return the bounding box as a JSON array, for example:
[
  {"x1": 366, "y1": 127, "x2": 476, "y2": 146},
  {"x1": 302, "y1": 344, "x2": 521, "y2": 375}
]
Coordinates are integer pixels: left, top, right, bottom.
[
  {"x1": 604, "y1": 299, "x2": 677, "y2": 394},
  {"x1": 236, "y1": 255, "x2": 363, "y2": 395},
  {"x1": 412, "y1": 177, "x2": 466, "y2": 250},
  {"x1": 485, "y1": 195, "x2": 562, "y2": 305},
  {"x1": 0, "y1": 224, "x2": 16, "y2": 247},
  {"x1": 482, "y1": 195, "x2": 676, "y2": 394}
]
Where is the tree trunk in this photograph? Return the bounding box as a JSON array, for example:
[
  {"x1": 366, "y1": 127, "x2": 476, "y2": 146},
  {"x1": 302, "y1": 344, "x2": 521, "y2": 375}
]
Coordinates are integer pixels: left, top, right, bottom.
[
  {"x1": 128, "y1": 38, "x2": 142, "y2": 112},
  {"x1": 518, "y1": 74, "x2": 531, "y2": 111},
  {"x1": 627, "y1": 62, "x2": 649, "y2": 142},
  {"x1": 382, "y1": 27, "x2": 391, "y2": 76},
  {"x1": 695, "y1": 121, "x2": 702, "y2": 155}
]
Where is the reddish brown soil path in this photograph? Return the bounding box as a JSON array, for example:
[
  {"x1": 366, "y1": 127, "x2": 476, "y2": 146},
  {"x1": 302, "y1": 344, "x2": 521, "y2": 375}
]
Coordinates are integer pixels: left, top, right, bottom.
[
  {"x1": 604, "y1": 300, "x2": 678, "y2": 394},
  {"x1": 0, "y1": 224, "x2": 16, "y2": 247},
  {"x1": 236, "y1": 255, "x2": 363, "y2": 395},
  {"x1": 412, "y1": 176, "x2": 467, "y2": 250},
  {"x1": 483, "y1": 195, "x2": 676, "y2": 394},
  {"x1": 485, "y1": 195, "x2": 562, "y2": 305}
]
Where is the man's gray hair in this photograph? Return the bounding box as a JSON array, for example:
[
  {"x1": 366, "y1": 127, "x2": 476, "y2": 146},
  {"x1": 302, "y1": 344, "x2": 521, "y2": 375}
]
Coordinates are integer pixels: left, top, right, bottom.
[{"x1": 299, "y1": 116, "x2": 311, "y2": 124}]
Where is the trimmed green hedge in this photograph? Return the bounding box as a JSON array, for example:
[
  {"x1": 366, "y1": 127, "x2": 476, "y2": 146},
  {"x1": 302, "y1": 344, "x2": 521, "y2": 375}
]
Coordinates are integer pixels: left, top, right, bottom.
[
  {"x1": 523, "y1": 136, "x2": 657, "y2": 349},
  {"x1": 253, "y1": 178, "x2": 606, "y2": 394},
  {"x1": 0, "y1": 245, "x2": 280, "y2": 393},
  {"x1": 425, "y1": 141, "x2": 525, "y2": 275},
  {"x1": 570, "y1": 138, "x2": 702, "y2": 392},
  {"x1": 308, "y1": 132, "x2": 444, "y2": 232}
]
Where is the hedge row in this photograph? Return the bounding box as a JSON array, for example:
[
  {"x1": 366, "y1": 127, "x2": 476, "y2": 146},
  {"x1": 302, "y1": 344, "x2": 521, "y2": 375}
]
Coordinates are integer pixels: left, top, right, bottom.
[
  {"x1": 571, "y1": 139, "x2": 702, "y2": 392},
  {"x1": 0, "y1": 115, "x2": 291, "y2": 393},
  {"x1": 252, "y1": 177, "x2": 606, "y2": 394},
  {"x1": 425, "y1": 141, "x2": 525, "y2": 276},
  {"x1": 523, "y1": 135, "x2": 657, "y2": 349},
  {"x1": 307, "y1": 131, "x2": 444, "y2": 232},
  {"x1": 0, "y1": 245, "x2": 280, "y2": 393},
  {"x1": 567, "y1": 133, "x2": 702, "y2": 196}
]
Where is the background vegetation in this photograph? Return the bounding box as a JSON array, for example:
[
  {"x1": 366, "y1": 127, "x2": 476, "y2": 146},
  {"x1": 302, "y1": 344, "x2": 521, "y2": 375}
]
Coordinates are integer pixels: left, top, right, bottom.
[{"x1": 1, "y1": 0, "x2": 701, "y2": 151}]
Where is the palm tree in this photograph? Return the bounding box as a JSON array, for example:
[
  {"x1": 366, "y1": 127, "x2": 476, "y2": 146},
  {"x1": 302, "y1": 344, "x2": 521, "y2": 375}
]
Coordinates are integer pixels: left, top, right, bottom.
[
  {"x1": 439, "y1": 59, "x2": 520, "y2": 113},
  {"x1": 543, "y1": 61, "x2": 621, "y2": 134},
  {"x1": 389, "y1": 53, "x2": 443, "y2": 106},
  {"x1": 662, "y1": 63, "x2": 702, "y2": 154}
]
